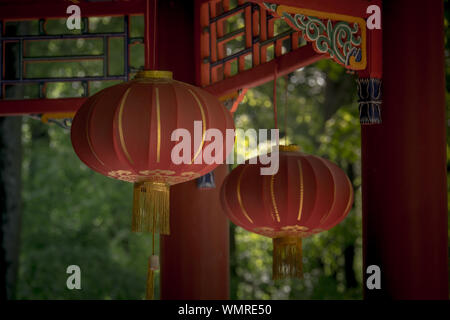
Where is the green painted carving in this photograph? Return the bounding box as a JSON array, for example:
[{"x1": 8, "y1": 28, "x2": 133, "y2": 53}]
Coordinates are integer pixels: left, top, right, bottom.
[
  {"x1": 283, "y1": 14, "x2": 362, "y2": 67},
  {"x1": 262, "y1": 2, "x2": 278, "y2": 12},
  {"x1": 262, "y1": 2, "x2": 365, "y2": 70}
]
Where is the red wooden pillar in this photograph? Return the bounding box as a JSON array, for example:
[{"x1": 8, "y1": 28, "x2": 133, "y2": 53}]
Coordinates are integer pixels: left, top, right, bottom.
[
  {"x1": 361, "y1": 1, "x2": 448, "y2": 299},
  {"x1": 156, "y1": 0, "x2": 230, "y2": 299},
  {"x1": 160, "y1": 165, "x2": 229, "y2": 299}
]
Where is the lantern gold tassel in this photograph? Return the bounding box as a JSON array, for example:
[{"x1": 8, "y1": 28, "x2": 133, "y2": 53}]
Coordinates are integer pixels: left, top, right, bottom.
[
  {"x1": 146, "y1": 255, "x2": 159, "y2": 299},
  {"x1": 272, "y1": 236, "x2": 303, "y2": 280},
  {"x1": 132, "y1": 181, "x2": 170, "y2": 234},
  {"x1": 146, "y1": 207, "x2": 159, "y2": 300},
  {"x1": 146, "y1": 268, "x2": 155, "y2": 300}
]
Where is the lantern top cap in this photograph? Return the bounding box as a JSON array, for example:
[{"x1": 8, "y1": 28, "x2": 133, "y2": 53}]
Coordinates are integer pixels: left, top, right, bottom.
[
  {"x1": 135, "y1": 70, "x2": 173, "y2": 80},
  {"x1": 279, "y1": 144, "x2": 300, "y2": 152}
]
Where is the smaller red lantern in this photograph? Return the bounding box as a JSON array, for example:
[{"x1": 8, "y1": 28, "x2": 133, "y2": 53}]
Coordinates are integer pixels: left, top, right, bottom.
[{"x1": 220, "y1": 145, "x2": 354, "y2": 279}]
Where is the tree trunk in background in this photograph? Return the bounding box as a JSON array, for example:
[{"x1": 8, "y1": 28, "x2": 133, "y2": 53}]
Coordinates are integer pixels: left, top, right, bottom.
[
  {"x1": 28, "y1": 120, "x2": 50, "y2": 178},
  {"x1": 0, "y1": 116, "x2": 22, "y2": 300}
]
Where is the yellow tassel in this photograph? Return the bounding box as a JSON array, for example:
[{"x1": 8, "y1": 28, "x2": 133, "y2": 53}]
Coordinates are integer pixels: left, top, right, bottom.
[
  {"x1": 272, "y1": 236, "x2": 303, "y2": 280},
  {"x1": 132, "y1": 181, "x2": 170, "y2": 234},
  {"x1": 146, "y1": 255, "x2": 159, "y2": 300},
  {"x1": 146, "y1": 268, "x2": 155, "y2": 300}
]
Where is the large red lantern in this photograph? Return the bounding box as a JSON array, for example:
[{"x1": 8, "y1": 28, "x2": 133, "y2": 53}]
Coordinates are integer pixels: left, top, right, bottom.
[
  {"x1": 71, "y1": 70, "x2": 234, "y2": 235},
  {"x1": 71, "y1": 70, "x2": 234, "y2": 298},
  {"x1": 220, "y1": 145, "x2": 353, "y2": 279}
]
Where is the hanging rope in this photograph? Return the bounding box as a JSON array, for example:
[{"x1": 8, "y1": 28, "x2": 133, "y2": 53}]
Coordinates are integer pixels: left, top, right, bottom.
[
  {"x1": 144, "y1": 0, "x2": 159, "y2": 301},
  {"x1": 146, "y1": 210, "x2": 158, "y2": 300},
  {"x1": 283, "y1": 74, "x2": 289, "y2": 145},
  {"x1": 144, "y1": 0, "x2": 157, "y2": 70},
  {"x1": 152, "y1": 0, "x2": 157, "y2": 69},
  {"x1": 272, "y1": 66, "x2": 278, "y2": 130},
  {"x1": 272, "y1": 65, "x2": 281, "y2": 147}
]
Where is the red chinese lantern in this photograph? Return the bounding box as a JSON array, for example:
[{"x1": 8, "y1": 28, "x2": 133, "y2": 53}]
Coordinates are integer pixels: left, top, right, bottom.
[
  {"x1": 71, "y1": 70, "x2": 234, "y2": 298},
  {"x1": 72, "y1": 70, "x2": 234, "y2": 234},
  {"x1": 220, "y1": 145, "x2": 353, "y2": 279}
]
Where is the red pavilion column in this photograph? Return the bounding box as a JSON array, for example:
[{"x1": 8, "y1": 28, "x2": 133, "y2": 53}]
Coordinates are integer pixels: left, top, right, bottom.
[
  {"x1": 156, "y1": 0, "x2": 230, "y2": 299},
  {"x1": 361, "y1": 1, "x2": 448, "y2": 299}
]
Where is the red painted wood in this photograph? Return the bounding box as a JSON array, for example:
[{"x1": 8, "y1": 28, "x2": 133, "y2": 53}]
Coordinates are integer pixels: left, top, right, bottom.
[
  {"x1": 224, "y1": 59, "x2": 232, "y2": 78},
  {"x1": 252, "y1": 42, "x2": 260, "y2": 67},
  {"x1": 0, "y1": 98, "x2": 85, "y2": 115},
  {"x1": 229, "y1": 87, "x2": 247, "y2": 113},
  {"x1": 291, "y1": 32, "x2": 299, "y2": 50},
  {"x1": 0, "y1": 0, "x2": 145, "y2": 20},
  {"x1": 244, "y1": 6, "x2": 252, "y2": 48},
  {"x1": 260, "y1": 5, "x2": 267, "y2": 41},
  {"x1": 157, "y1": 0, "x2": 229, "y2": 300},
  {"x1": 197, "y1": 0, "x2": 210, "y2": 86},
  {"x1": 161, "y1": 165, "x2": 230, "y2": 299},
  {"x1": 267, "y1": 15, "x2": 274, "y2": 38},
  {"x1": 275, "y1": 38, "x2": 284, "y2": 57},
  {"x1": 252, "y1": 7, "x2": 258, "y2": 38},
  {"x1": 358, "y1": 0, "x2": 382, "y2": 78},
  {"x1": 197, "y1": 0, "x2": 383, "y2": 86},
  {"x1": 238, "y1": 55, "x2": 245, "y2": 72},
  {"x1": 361, "y1": 0, "x2": 448, "y2": 299},
  {"x1": 215, "y1": 2, "x2": 224, "y2": 59},
  {"x1": 210, "y1": 14, "x2": 218, "y2": 64},
  {"x1": 205, "y1": 44, "x2": 325, "y2": 97}
]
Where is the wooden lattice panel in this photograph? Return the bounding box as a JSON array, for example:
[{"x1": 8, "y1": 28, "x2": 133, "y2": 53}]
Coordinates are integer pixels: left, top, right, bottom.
[{"x1": 199, "y1": 0, "x2": 306, "y2": 87}]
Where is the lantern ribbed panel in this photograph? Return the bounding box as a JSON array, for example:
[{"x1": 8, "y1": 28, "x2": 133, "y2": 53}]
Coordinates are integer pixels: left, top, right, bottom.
[
  {"x1": 71, "y1": 72, "x2": 235, "y2": 235},
  {"x1": 220, "y1": 148, "x2": 353, "y2": 279},
  {"x1": 71, "y1": 76, "x2": 235, "y2": 185},
  {"x1": 220, "y1": 149, "x2": 354, "y2": 238}
]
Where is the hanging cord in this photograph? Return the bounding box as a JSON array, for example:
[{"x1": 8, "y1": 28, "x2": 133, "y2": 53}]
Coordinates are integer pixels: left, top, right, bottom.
[
  {"x1": 144, "y1": 0, "x2": 157, "y2": 70},
  {"x1": 144, "y1": 0, "x2": 159, "y2": 301},
  {"x1": 283, "y1": 74, "x2": 289, "y2": 145},
  {"x1": 272, "y1": 67, "x2": 278, "y2": 130},
  {"x1": 146, "y1": 203, "x2": 158, "y2": 300},
  {"x1": 152, "y1": 222, "x2": 155, "y2": 255},
  {"x1": 272, "y1": 65, "x2": 280, "y2": 146}
]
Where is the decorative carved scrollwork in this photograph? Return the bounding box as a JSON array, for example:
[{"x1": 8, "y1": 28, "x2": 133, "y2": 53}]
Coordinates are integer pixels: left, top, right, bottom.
[{"x1": 263, "y1": 2, "x2": 367, "y2": 70}]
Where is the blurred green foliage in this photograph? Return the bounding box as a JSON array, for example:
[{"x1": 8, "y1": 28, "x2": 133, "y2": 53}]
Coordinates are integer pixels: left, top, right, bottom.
[{"x1": 18, "y1": 121, "x2": 157, "y2": 299}]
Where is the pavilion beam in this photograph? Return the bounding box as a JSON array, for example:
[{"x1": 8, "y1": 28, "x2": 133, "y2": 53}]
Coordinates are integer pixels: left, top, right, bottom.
[
  {"x1": 0, "y1": 0, "x2": 145, "y2": 20},
  {"x1": 205, "y1": 44, "x2": 325, "y2": 97},
  {"x1": 361, "y1": 1, "x2": 448, "y2": 299},
  {"x1": 248, "y1": 0, "x2": 370, "y2": 17},
  {"x1": 0, "y1": 98, "x2": 85, "y2": 116},
  {"x1": 157, "y1": 0, "x2": 229, "y2": 299}
]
